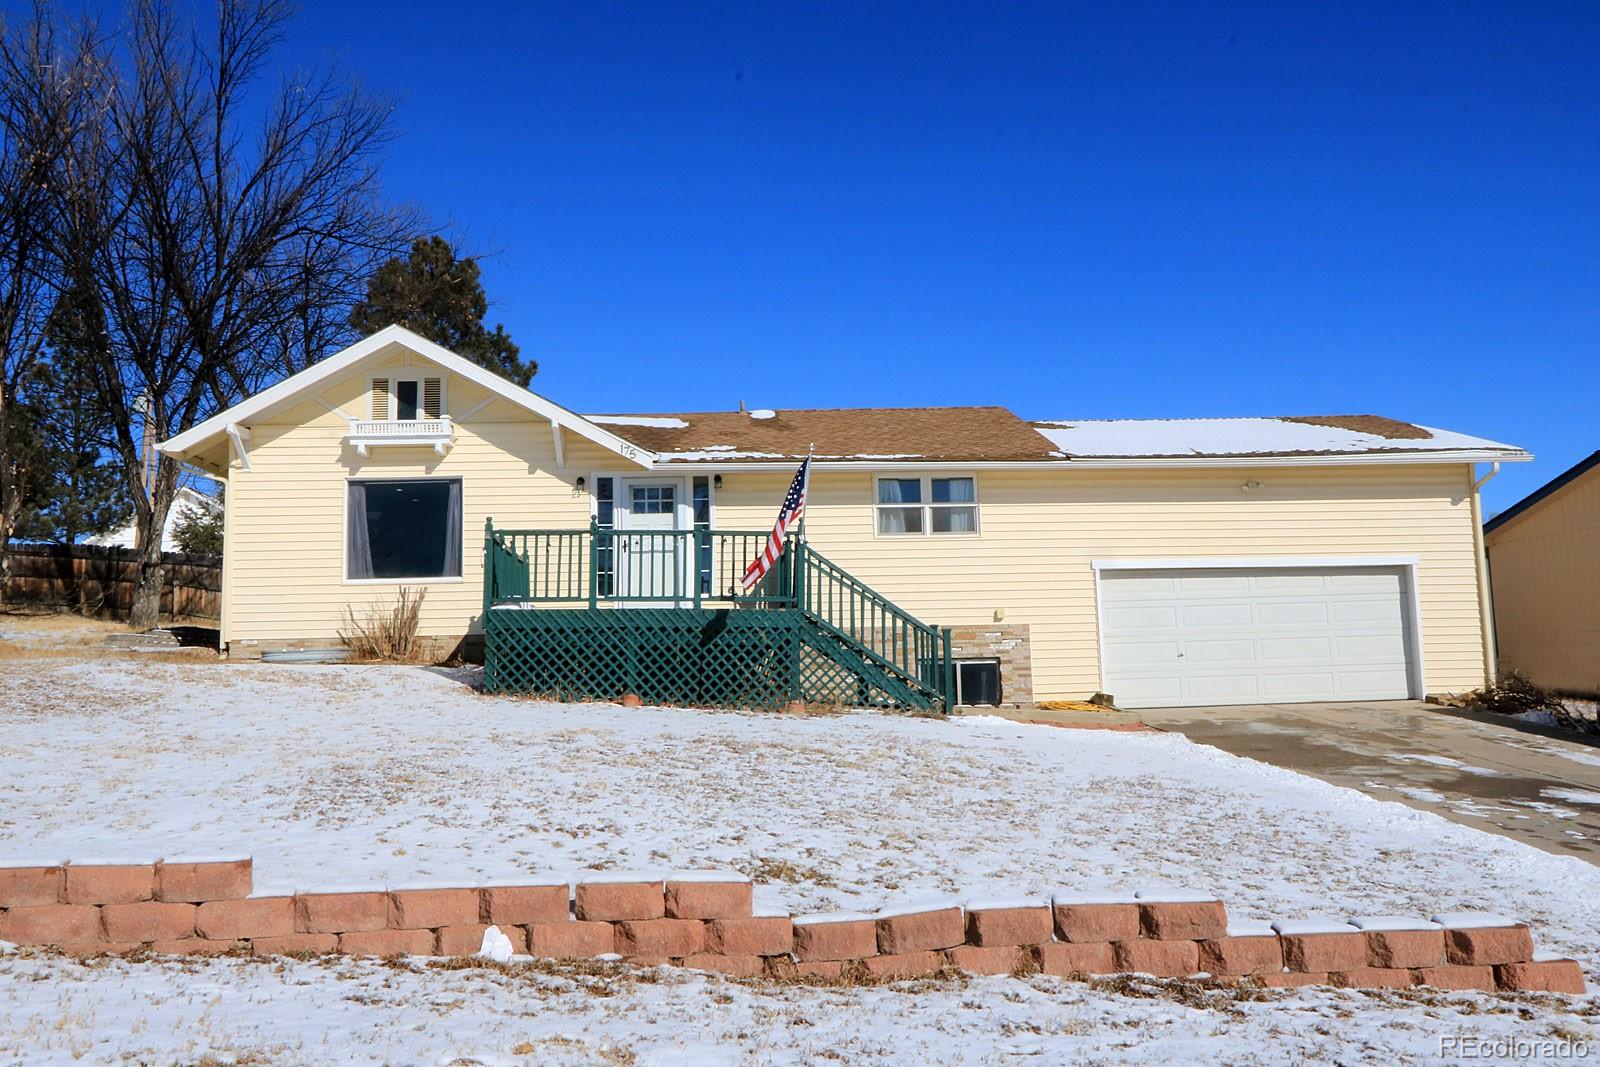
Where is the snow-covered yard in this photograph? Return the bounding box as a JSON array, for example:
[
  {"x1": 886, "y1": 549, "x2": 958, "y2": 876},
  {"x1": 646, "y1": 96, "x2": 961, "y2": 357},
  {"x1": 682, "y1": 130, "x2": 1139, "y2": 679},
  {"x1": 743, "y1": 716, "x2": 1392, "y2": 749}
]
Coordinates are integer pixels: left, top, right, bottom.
[{"x1": 3, "y1": 643, "x2": 1600, "y2": 1064}]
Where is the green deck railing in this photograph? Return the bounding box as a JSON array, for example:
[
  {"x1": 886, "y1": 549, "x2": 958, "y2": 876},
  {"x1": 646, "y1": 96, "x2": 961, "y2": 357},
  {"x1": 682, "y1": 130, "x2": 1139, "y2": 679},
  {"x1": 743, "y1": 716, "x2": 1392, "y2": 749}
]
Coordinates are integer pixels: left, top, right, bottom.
[{"x1": 482, "y1": 518, "x2": 955, "y2": 710}]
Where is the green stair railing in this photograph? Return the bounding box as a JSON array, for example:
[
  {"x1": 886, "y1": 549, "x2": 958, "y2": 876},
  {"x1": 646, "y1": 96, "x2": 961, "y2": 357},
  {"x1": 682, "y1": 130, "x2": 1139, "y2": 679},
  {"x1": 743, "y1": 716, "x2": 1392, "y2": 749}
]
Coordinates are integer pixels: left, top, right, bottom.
[{"x1": 482, "y1": 518, "x2": 955, "y2": 710}]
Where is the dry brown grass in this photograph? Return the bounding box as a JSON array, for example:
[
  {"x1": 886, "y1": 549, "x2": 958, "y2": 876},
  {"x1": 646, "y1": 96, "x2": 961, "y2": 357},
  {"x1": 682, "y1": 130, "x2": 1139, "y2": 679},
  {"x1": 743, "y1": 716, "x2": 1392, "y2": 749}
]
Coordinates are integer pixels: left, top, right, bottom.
[{"x1": 340, "y1": 587, "x2": 427, "y2": 662}]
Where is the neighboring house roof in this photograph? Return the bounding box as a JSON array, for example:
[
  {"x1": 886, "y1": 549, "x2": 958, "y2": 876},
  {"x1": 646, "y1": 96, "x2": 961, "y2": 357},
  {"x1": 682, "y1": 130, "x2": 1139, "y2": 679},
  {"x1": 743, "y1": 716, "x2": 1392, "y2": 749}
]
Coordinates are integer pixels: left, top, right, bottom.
[
  {"x1": 86, "y1": 487, "x2": 219, "y2": 553},
  {"x1": 1031, "y1": 416, "x2": 1527, "y2": 462},
  {"x1": 586, "y1": 406, "x2": 1061, "y2": 463},
  {"x1": 156, "y1": 326, "x2": 1530, "y2": 472},
  {"x1": 1484, "y1": 450, "x2": 1600, "y2": 536}
]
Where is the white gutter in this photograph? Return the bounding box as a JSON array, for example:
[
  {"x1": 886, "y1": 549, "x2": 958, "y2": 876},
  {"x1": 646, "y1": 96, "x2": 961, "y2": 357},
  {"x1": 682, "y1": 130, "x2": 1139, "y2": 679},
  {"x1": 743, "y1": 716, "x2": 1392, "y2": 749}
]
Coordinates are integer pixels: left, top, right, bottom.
[
  {"x1": 646, "y1": 450, "x2": 1531, "y2": 473},
  {"x1": 1469, "y1": 461, "x2": 1502, "y2": 687}
]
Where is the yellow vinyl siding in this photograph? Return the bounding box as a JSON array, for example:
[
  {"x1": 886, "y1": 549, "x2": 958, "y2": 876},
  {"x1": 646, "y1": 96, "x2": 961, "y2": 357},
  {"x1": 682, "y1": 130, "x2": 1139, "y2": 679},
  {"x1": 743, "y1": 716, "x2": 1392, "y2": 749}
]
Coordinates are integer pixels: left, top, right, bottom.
[
  {"x1": 715, "y1": 464, "x2": 1487, "y2": 701},
  {"x1": 1484, "y1": 466, "x2": 1600, "y2": 695}
]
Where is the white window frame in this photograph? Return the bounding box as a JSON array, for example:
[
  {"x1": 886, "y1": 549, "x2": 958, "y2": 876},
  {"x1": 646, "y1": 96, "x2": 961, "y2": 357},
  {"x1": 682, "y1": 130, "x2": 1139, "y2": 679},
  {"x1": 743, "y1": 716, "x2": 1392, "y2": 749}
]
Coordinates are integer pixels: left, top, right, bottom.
[
  {"x1": 370, "y1": 374, "x2": 446, "y2": 421},
  {"x1": 341, "y1": 474, "x2": 466, "y2": 585},
  {"x1": 955, "y1": 657, "x2": 1002, "y2": 707},
  {"x1": 872, "y1": 474, "x2": 981, "y2": 537}
]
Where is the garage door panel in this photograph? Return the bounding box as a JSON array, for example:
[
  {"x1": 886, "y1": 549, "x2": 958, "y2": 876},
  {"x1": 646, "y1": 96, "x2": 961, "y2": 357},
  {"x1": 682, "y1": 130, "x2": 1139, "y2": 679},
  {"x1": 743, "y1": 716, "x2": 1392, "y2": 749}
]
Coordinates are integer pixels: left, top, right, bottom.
[
  {"x1": 1258, "y1": 636, "x2": 1333, "y2": 661},
  {"x1": 1182, "y1": 639, "x2": 1258, "y2": 664},
  {"x1": 1101, "y1": 640, "x2": 1184, "y2": 667},
  {"x1": 1099, "y1": 565, "x2": 1416, "y2": 708},
  {"x1": 1180, "y1": 603, "x2": 1254, "y2": 628},
  {"x1": 1256, "y1": 601, "x2": 1329, "y2": 625},
  {"x1": 1103, "y1": 605, "x2": 1180, "y2": 630},
  {"x1": 1177, "y1": 574, "x2": 1253, "y2": 595},
  {"x1": 1331, "y1": 598, "x2": 1404, "y2": 624}
]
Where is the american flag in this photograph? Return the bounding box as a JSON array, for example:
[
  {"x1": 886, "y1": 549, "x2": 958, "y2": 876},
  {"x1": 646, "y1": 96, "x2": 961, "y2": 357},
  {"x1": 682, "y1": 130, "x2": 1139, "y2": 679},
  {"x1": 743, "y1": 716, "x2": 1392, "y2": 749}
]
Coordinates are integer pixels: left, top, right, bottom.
[{"x1": 741, "y1": 455, "x2": 811, "y2": 591}]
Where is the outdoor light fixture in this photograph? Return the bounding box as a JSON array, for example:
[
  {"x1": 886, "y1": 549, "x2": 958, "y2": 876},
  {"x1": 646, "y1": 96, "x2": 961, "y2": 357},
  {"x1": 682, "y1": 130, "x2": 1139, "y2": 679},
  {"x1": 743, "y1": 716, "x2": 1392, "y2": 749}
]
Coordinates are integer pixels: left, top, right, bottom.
[
  {"x1": 713, "y1": 474, "x2": 723, "y2": 489},
  {"x1": 575, "y1": 476, "x2": 587, "y2": 491}
]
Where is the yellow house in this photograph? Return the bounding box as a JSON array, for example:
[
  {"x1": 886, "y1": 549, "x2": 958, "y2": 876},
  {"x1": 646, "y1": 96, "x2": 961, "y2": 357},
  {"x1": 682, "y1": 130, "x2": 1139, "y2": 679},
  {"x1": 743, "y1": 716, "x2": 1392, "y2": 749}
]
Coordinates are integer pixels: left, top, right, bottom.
[
  {"x1": 160, "y1": 326, "x2": 1528, "y2": 710},
  {"x1": 1484, "y1": 452, "x2": 1600, "y2": 696}
]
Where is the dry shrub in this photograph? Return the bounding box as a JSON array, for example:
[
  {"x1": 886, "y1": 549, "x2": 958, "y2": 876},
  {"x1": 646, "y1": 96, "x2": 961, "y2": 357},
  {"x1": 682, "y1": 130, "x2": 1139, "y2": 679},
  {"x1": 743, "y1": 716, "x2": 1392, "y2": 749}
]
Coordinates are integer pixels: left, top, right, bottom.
[
  {"x1": 1463, "y1": 669, "x2": 1560, "y2": 716},
  {"x1": 340, "y1": 587, "x2": 426, "y2": 662}
]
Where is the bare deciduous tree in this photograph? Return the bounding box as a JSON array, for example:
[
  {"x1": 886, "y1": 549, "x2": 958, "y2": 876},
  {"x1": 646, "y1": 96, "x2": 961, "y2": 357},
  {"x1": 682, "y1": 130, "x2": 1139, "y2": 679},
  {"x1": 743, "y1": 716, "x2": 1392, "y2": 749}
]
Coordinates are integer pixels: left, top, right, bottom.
[
  {"x1": 59, "y1": 0, "x2": 417, "y2": 628},
  {"x1": 0, "y1": 7, "x2": 101, "y2": 600}
]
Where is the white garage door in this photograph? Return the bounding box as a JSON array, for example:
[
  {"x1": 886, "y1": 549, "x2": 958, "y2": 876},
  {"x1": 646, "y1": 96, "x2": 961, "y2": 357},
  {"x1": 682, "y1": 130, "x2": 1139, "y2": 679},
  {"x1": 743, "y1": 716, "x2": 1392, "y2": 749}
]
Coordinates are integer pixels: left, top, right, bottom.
[{"x1": 1098, "y1": 565, "x2": 1417, "y2": 709}]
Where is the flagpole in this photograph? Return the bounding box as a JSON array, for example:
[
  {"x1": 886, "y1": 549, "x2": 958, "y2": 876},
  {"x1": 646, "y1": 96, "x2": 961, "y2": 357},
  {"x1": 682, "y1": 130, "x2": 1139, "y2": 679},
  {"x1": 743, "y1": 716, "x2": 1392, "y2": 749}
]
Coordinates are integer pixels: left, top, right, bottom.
[{"x1": 798, "y1": 443, "x2": 813, "y2": 544}]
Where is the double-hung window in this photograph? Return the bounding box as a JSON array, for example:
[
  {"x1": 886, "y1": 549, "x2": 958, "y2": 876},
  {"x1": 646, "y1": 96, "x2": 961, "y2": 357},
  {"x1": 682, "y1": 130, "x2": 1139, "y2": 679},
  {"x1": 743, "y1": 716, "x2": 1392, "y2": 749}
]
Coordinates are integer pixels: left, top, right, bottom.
[{"x1": 875, "y1": 476, "x2": 978, "y2": 535}]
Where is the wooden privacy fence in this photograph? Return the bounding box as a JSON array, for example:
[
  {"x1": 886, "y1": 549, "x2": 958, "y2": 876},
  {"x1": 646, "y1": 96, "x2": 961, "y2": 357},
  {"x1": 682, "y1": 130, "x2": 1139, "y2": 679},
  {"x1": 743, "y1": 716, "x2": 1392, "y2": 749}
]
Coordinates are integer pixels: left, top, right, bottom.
[{"x1": 2, "y1": 543, "x2": 220, "y2": 621}]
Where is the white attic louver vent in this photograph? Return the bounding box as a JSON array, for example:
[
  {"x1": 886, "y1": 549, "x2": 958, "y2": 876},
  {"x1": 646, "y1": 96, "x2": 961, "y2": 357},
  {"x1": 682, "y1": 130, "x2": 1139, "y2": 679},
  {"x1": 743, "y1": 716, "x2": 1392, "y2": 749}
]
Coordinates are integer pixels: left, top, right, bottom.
[
  {"x1": 371, "y1": 378, "x2": 390, "y2": 420},
  {"x1": 423, "y1": 377, "x2": 442, "y2": 419}
]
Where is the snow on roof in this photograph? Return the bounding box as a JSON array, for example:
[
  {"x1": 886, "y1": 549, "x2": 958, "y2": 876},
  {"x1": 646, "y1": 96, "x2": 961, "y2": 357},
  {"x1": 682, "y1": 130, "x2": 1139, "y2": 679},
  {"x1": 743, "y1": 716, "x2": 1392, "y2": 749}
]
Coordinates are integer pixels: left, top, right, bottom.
[
  {"x1": 1032, "y1": 415, "x2": 1525, "y2": 459},
  {"x1": 588, "y1": 415, "x2": 691, "y2": 429}
]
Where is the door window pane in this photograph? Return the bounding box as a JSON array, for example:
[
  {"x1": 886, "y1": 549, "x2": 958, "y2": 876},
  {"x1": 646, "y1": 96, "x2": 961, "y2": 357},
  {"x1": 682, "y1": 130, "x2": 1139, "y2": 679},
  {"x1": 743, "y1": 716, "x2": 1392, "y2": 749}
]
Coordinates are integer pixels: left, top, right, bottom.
[{"x1": 631, "y1": 485, "x2": 675, "y2": 514}]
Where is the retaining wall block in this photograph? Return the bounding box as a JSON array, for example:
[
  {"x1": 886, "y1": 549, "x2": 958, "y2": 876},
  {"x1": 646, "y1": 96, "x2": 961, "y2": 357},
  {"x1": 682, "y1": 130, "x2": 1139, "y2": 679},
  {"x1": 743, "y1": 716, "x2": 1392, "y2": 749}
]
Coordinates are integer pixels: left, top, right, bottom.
[
  {"x1": 101, "y1": 901, "x2": 197, "y2": 942},
  {"x1": 1197, "y1": 936, "x2": 1284, "y2": 977},
  {"x1": 680, "y1": 953, "x2": 765, "y2": 977},
  {"x1": 1444, "y1": 925, "x2": 1536, "y2": 967},
  {"x1": 1495, "y1": 959, "x2": 1586, "y2": 994},
  {"x1": 64, "y1": 863, "x2": 155, "y2": 905},
  {"x1": 1332, "y1": 967, "x2": 1415, "y2": 989},
  {"x1": 792, "y1": 915, "x2": 878, "y2": 962},
  {"x1": 195, "y1": 897, "x2": 294, "y2": 941},
  {"x1": 0, "y1": 903, "x2": 103, "y2": 944},
  {"x1": 295, "y1": 892, "x2": 388, "y2": 934},
  {"x1": 573, "y1": 879, "x2": 665, "y2": 922},
  {"x1": 526, "y1": 919, "x2": 615, "y2": 958},
  {"x1": 251, "y1": 933, "x2": 338, "y2": 955},
  {"x1": 875, "y1": 907, "x2": 965, "y2": 954},
  {"x1": 613, "y1": 918, "x2": 707, "y2": 958},
  {"x1": 1413, "y1": 965, "x2": 1497, "y2": 991},
  {"x1": 436, "y1": 923, "x2": 526, "y2": 957},
  {"x1": 1138, "y1": 898, "x2": 1227, "y2": 941},
  {"x1": 0, "y1": 866, "x2": 63, "y2": 908},
  {"x1": 386, "y1": 888, "x2": 481, "y2": 930},
  {"x1": 337, "y1": 928, "x2": 436, "y2": 956},
  {"x1": 705, "y1": 915, "x2": 793, "y2": 957},
  {"x1": 1052, "y1": 901, "x2": 1140, "y2": 944},
  {"x1": 1279, "y1": 932, "x2": 1368, "y2": 973},
  {"x1": 863, "y1": 950, "x2": 945, "y2": 979},
  {"x1": 1114, "y1": 939, "x2": 1201, "y2": 977},
  {"x1": 664, "y1": 877, "x2": 753, "y2": 920},
  {"x1": 154, "y1": 858, "x2": 252, "y2": 903},
  {"x1": 1037, "y1": 941, "x2": 1117, "y2": 976},
  {"x1": 964, "y1": 903, "x2": 1052, "y2": 948},
  {"x1": 481, "y1": 884, "x2": 568, "y2": 926},
  {"x1": 946, "y1": 944, "x2": 1036, "y2": 975}
]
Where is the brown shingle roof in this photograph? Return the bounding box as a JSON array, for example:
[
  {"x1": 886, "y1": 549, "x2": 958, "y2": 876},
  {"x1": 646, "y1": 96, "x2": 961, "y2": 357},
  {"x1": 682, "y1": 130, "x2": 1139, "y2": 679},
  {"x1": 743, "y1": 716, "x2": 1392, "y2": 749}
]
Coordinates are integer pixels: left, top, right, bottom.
[{"x1": 584, "y1": 406, "x2": 1061, "y2": 463}]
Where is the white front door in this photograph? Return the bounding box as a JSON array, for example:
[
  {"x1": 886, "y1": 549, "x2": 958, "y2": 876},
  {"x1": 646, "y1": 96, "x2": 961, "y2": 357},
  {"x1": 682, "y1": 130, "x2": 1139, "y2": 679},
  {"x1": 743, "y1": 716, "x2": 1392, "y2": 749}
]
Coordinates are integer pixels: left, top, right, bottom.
[
  {"x1": 617, "y1": 479, "x2": 685, "y2": 600},
  {"x1": 1097, "y1": 565, "x2": 1418, "y2": 708}
]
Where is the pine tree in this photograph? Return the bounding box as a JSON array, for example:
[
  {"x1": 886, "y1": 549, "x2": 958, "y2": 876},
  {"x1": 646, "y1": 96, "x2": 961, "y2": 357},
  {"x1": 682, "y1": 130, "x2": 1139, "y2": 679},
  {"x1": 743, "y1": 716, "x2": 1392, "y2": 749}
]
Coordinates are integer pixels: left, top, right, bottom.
[
  {"x1": 171, "y1": 489, "x2": 222, "y2": 556},
  {"x1": 16, "y1": 278, "x2": 130, "y2": 545},
  {"x1": 349, "y1": 236, "x2": 536, "y2": 386}
]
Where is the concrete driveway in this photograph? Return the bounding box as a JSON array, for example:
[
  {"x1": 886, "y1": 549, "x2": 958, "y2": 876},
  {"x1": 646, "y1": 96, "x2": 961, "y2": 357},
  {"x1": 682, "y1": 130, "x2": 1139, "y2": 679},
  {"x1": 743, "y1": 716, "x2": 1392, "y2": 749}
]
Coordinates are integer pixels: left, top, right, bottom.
[{"x1": 1140, "y1": 701, "x2": 1600, "y2": 864}]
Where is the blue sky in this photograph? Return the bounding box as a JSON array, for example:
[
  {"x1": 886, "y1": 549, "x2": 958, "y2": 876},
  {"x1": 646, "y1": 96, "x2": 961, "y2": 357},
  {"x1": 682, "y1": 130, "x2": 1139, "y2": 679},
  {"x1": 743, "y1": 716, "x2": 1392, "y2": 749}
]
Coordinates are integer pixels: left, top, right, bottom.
[{"x1": 145, "y1": 4, "x2": 1600, "y2": 511}]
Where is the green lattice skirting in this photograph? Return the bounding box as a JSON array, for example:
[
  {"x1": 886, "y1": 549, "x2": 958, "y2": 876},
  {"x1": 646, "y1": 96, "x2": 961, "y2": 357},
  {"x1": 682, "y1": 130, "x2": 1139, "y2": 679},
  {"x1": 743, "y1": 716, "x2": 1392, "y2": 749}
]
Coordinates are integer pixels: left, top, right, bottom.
[{"x1": 483, "y1": 607, "x2": 941, "y2": 711}]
